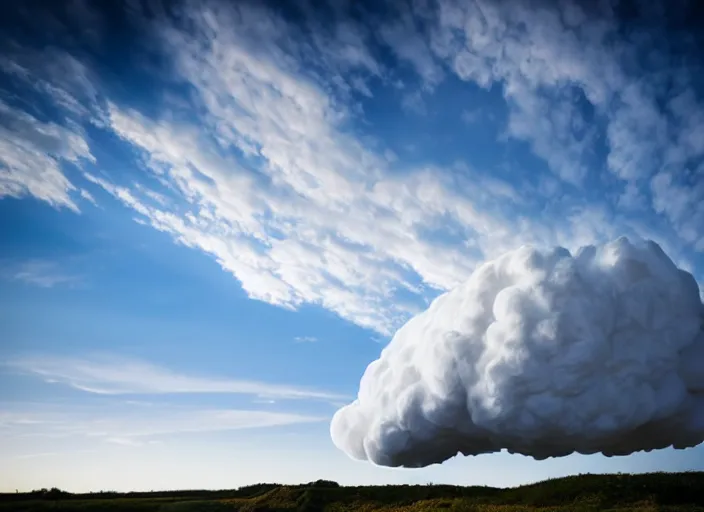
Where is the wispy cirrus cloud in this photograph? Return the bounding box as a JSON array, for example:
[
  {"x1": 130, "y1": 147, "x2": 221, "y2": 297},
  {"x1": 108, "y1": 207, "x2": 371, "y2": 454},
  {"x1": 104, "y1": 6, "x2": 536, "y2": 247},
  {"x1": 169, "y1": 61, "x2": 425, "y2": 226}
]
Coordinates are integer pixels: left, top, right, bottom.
[
  {"x1": 0, "y1": 99, "x2": 95, "y2": 212},
  {"x1": 0, "y1": 402, "x2": 325, "y2": 447},
  {"x1": 1, "y1": 259, "x2": 82, "y2": 288},
  {"x1": 6, "y1": 355, "x2": 348, "y2": 402},
  {"x1": 76, "y1": 0, "x2": 652, "y2": 334},
  {"x1": 419, "y1": 0, "x2": 704, "y2": 225},
  {"x1": 294, "y1": 336, "x2": 318, "y2": 343},
  {"x1": 0, "y1": 0, "x2": 701, "y2": 335},
  {"x1": 0, "y1": 31, "x2": 102, "y2": 212}
]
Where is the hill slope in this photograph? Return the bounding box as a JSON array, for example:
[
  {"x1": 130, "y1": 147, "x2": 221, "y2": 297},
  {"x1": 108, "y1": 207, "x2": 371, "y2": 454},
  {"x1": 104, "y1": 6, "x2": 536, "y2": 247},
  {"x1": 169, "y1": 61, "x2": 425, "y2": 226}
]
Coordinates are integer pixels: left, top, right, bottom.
[{"x1": 2, "y1": 472, "x2": 703, "y2": 511}]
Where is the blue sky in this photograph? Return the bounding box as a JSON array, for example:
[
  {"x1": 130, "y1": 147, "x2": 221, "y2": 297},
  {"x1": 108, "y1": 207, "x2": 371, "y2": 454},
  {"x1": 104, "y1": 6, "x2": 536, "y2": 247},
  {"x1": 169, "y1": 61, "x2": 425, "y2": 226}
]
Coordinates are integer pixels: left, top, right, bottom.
[{"x1": 1, "y1": 0, "x2": 704, "y2": 492}]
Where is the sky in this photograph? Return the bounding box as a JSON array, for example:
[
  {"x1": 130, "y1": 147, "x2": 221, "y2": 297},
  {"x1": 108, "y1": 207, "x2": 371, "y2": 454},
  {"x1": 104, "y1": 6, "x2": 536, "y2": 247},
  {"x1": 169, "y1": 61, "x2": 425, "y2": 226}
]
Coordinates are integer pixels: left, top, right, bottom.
[{"x1": 1, "y1": 0, "x2": 704, "y2": 493}]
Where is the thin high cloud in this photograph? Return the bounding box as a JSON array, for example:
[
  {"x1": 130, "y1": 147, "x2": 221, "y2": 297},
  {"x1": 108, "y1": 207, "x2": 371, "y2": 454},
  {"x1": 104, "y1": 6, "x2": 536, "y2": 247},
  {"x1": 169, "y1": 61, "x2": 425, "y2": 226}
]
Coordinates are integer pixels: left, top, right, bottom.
[
  {"x1": 417, "y1": 0, "x2": 704, "y2": 240},
  {"x1": 0, "y1": 99, "x2": 95, "y2": 211},
  {"x1": 1, "y1": 260, "x2": 82, "y2": 288},
  {"x1": 7, "y1": 355, "x2": 348, "y2": 402},
  {"x1": 0, "y1": 0, "x2": 702, "y2": 333},
  {"x1": 0, "y1": 403, "x2": 325, "y2": 447},
  {"x1": 294, "y1": 336, "x2": 318, "y2": 343}
]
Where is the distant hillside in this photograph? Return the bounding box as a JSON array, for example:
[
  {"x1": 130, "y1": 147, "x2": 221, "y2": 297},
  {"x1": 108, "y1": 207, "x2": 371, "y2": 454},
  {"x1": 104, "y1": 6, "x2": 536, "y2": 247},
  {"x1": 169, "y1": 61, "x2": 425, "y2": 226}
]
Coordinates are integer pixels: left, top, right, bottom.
[{"x1": 2, "y1": 472, "x2": 703, "y2": 511}]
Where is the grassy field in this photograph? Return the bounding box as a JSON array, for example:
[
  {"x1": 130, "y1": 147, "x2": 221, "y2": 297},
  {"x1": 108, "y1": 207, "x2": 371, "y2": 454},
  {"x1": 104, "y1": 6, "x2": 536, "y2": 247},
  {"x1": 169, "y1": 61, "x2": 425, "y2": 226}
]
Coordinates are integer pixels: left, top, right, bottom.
[{"x1": 2, "y1": 472, "x2": 703, "y2": 511}]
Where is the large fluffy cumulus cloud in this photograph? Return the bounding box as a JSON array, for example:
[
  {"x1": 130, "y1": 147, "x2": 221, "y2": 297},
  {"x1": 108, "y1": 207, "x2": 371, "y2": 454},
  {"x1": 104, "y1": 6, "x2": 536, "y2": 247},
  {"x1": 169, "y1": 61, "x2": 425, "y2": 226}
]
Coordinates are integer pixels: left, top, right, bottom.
[{"x1": 331, "y1": 237, "x2": 704, "y2": 467}]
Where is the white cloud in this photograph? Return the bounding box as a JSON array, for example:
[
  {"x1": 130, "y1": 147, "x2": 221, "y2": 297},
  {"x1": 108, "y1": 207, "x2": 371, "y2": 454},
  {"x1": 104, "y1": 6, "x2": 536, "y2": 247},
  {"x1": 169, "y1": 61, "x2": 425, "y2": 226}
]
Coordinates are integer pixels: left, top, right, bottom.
[
  {"x1": 332, "y1": 237, "x2": 704, "y2": 467},
  {"x1": 400, "y1": 90, "x2": 428, "y2": 115},
  {"x1": 504, "y1": 83, "x2": 596, "y2": 185},
  {"x1": 0, "y1": 43, "x2": 103, "y2": 212},
  {"x1": 378, "y1": 11, "x2": 444, "y2": 90},
  {"x1": 2, "y1": 0, "x2": 701, "y2": 336},
  {"x1": 1, "y1": 260, "x2": 81, "y2": 288},
  {"x1": 0, "y1": 99, "x2": 94, "y2": 211},
  {"x1": 75, "y1": 2, "x2": 536, "y2": 333},
  {"x1": 421, "y1": 0, "x2": 704, "y2": 194},
  {"x1": 0, "y1": 403, "x2": 324, "y2": 445},
  {"x1": 422, "y1": 0, "x2": 622, "y2": 185},
  {"x1": 651, "y1": 168, "x2": 704, "y2": 251},
  {"x1": 294, "y1": 336, "x2": 318, "y2": 343},
  {"x1": 72, "y1": 0, "x2": 697, "y2": 335},
  {"x1": 79, "y1": 188, "x2": 97, "y2": 206},
  {"x1": 7, "y1": 355, "x2": 348, "y2": 402},
  {"x1": 0, "y1": 47, "x2": 101, "y2": 120}
]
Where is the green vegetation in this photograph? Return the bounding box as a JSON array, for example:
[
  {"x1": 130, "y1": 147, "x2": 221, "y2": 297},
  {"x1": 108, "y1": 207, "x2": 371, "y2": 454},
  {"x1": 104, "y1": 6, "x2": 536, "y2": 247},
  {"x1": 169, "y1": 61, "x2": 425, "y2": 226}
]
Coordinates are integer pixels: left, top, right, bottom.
[{"x1": 2, "y1": 473, "x2": 703, "y2": 511}]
